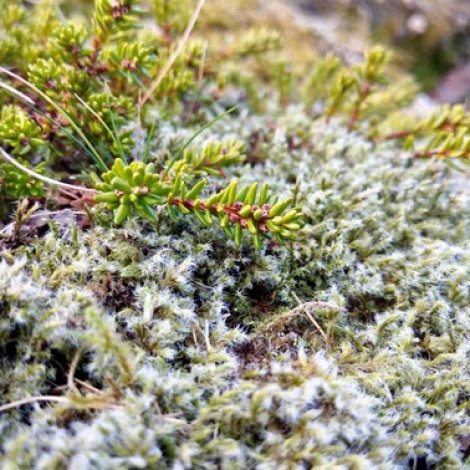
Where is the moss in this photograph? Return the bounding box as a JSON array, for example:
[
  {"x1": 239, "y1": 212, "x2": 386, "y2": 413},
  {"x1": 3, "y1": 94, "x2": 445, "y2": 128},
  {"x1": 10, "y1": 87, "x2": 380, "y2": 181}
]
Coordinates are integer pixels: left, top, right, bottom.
[
  {"x1": 1, "y1": 110, "x2": 469, "y2": 468},
  {"x1": 0, "y1": 1, "x2": 469, "y2": 469}
]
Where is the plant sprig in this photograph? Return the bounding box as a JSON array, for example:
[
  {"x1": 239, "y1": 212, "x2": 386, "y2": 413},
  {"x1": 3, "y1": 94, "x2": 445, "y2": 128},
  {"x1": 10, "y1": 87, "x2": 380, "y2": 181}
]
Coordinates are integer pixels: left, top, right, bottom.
[{"x1": 94, "y1": 158, "x2": 304, "y2": 248}]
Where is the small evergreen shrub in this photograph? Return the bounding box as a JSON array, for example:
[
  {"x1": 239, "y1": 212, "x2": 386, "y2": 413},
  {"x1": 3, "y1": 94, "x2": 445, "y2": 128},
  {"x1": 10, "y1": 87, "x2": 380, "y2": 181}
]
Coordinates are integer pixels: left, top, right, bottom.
[{"x1": 0, "y1": 1, "x2": 469, "y2": 469}]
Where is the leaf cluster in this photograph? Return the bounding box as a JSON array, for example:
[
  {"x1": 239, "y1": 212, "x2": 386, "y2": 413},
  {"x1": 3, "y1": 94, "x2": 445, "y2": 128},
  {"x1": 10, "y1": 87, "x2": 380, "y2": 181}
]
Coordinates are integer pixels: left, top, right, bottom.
[
  {"x1": 403, "y1": 104, "x2": 470, "y2": 161},
  {"x1": 303, "y1": 46, "x2": 417, "y2": 129},
  {"x1": 0, "y1": 160, "x2": 46, "y2": 198},
  {"x1": 0, "y1": 105, "x2": 44, "y2": 156}
]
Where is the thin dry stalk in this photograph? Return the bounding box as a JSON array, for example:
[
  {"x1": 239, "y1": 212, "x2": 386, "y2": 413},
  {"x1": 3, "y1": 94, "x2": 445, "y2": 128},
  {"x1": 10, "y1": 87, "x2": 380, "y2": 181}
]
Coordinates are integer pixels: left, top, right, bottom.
[
  {"x1": 260, "y1": 294, "x2": 338, "y2": 345},
  {"x1": 67, "y1": 348, "x2": 84, "y2": 392},
  {"x1": 139, "y1": 0, "x2": 206, "y2": 105},
  {"x1": 74, "y1": 379, "x2": 107, "y2": 396},
  {"x1": 0, "y1": 396, "x2": 69, "y2": 413},
  {"x1": 0, "y1": 147, "x2": 96, "y2": 193}
]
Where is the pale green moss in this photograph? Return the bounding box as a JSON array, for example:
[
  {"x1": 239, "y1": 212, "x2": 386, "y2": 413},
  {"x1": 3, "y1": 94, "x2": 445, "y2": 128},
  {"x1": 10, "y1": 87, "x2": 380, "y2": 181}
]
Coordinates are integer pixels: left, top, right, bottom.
[
  {"x1": 0, "y1": 1, "x2": 469, "y2": 469},
  {"x1": 1, "y1": 110, "x2": 469, "y2": 468}
]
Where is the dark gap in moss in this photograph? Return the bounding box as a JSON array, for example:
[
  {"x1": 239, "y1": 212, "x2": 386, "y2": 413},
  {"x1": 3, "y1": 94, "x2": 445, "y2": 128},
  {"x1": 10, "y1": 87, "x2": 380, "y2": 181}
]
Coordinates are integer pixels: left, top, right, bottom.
[
  {"x1": 89, "y1": 273, "x2": 136, "y2": 311},
  {"x1": 408, "y1": 455, "x2": 430, "y2": 470}
]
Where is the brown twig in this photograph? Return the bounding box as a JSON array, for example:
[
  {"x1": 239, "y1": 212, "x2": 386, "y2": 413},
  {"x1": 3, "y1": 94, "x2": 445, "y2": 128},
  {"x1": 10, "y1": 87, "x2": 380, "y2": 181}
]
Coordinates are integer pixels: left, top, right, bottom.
[
  {"x1": 384, "y1": 129, "x2": 417, "y2": 140},
  {"x1": 348, "y1": 82, "x2": 371, "y2": 131},
  {"x1": 413, "y1": 149, "x2": 470, "y2": 159}
]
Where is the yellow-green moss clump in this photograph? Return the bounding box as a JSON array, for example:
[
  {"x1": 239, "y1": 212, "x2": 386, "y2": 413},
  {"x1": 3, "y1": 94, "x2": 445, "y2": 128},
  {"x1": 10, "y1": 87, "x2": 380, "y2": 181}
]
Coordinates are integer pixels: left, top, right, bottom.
[{"x1": 0, "y1": 1, "x2": 469, "y2": 469}]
